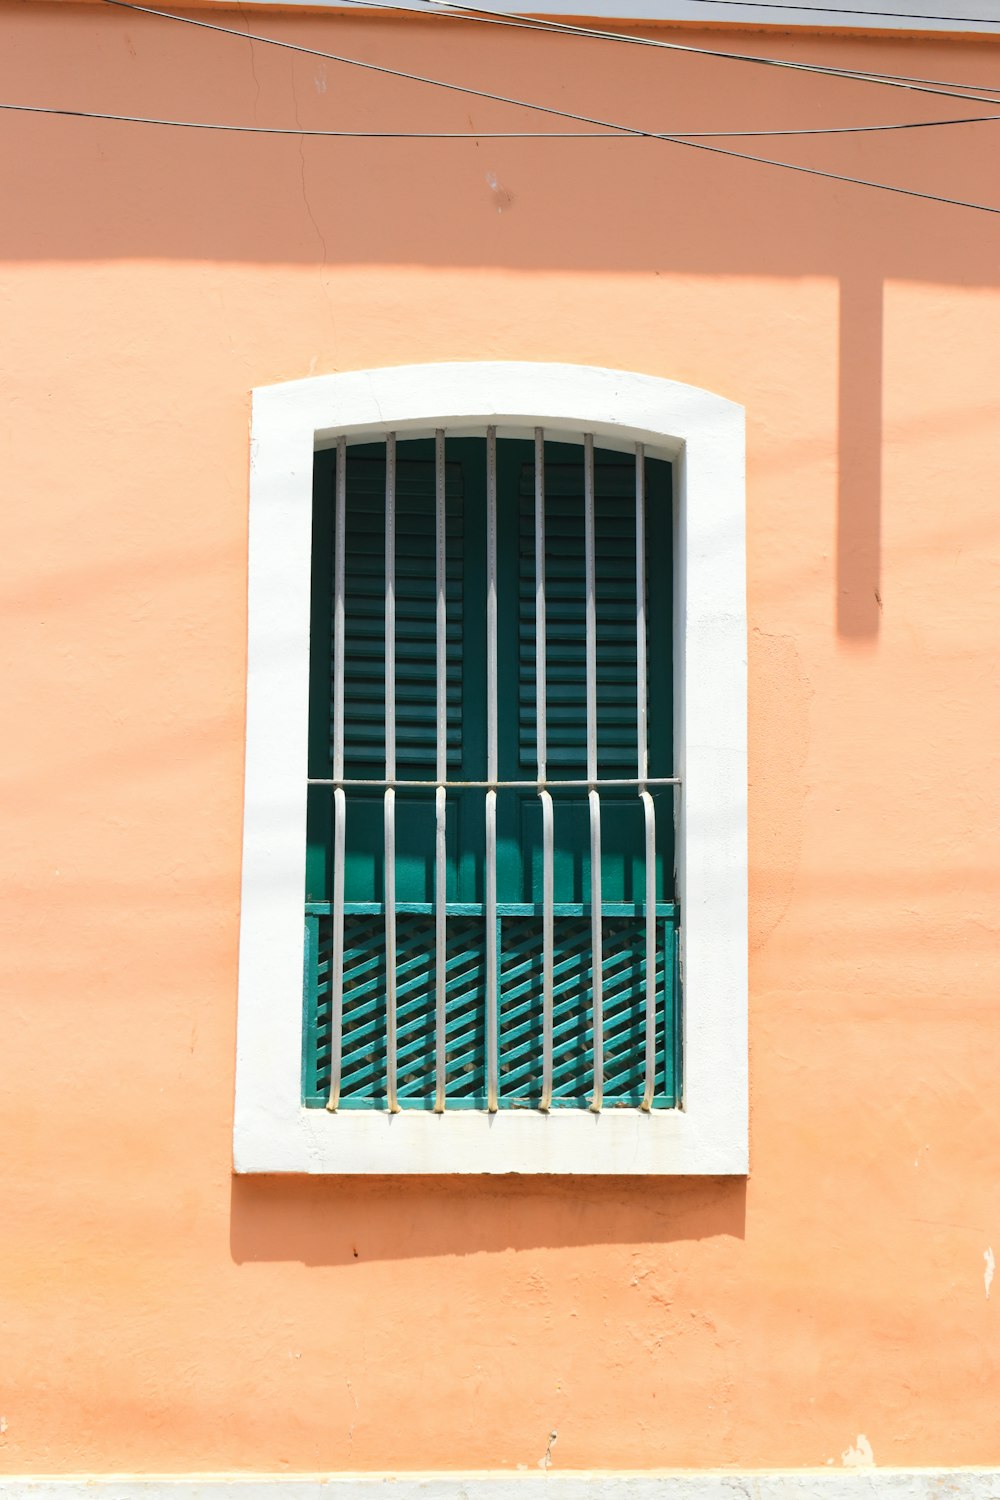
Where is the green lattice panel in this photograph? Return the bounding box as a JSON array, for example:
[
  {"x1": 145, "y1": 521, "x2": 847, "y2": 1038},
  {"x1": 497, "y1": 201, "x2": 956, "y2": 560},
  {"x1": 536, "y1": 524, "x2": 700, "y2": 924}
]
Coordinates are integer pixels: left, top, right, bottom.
[
  {"x1": 305, "y1": 912, "x2": 487, "y2": 1108},
  {"x1": 305, "y1": 909, "x2": 678, "y2": 1110},
  {"x1": 498, "y1": 916, "x2": 676, "y2": 1108}
]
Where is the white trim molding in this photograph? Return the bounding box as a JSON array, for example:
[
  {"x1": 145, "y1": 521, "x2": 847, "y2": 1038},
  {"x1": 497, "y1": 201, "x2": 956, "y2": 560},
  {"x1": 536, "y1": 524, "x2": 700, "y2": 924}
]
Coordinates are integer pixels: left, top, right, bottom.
[
  {"x1": 236, "y1": 361, "x2": 747, "y2": 1175},
  {"x1": 6, "y1": 1473, "x2": 1000, "y2": 1499}
]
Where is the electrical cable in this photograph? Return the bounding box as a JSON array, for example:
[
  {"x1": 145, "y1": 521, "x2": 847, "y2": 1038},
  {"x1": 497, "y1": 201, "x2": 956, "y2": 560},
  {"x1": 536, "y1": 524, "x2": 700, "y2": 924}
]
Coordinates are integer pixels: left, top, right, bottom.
[
  {"x1": 63, "y1": 0, "x2": 1000, "y2": 214},
  {"x1": 6, "y1": 97, "x2": 1000, "y2": 138},
  {"x1": 102, "y1": 0, "x2": 1000, "y2": 118},
  {"x1": 329, "y1": 0, "x2": 1000, "y2": 101}
]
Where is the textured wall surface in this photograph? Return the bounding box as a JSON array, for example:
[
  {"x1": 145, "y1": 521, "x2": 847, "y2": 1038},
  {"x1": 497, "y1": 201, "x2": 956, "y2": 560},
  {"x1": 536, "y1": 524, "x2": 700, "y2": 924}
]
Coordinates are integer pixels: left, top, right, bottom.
[{"x1": 2, "y1": 0, "x2": 1000, "y2": 1474}]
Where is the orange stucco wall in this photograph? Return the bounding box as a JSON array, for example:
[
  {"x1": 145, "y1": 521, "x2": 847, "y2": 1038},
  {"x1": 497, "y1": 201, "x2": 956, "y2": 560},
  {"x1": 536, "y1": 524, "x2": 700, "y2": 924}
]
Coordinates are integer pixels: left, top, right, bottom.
[{"x1": 3, "y1": 0, "x2": 1000, "y2": 1473}]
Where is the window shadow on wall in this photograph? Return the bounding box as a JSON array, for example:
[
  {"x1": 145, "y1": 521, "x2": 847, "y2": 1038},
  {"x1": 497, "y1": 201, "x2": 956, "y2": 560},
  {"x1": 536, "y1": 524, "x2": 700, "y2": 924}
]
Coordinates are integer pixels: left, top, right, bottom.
[
  {"x1": 229, "y1": 1174, "x2": 747, "y2": 1265},
  {"x1": 838, "y1": 269, "x2": 884, "y2": 642}
]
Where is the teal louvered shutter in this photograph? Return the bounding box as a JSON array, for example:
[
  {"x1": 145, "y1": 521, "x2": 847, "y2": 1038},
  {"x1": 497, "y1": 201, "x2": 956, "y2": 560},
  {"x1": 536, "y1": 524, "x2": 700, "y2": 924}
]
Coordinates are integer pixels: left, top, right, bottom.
[{"x1": 304, "y1": 436, "x2": 679, "y2": 1112}]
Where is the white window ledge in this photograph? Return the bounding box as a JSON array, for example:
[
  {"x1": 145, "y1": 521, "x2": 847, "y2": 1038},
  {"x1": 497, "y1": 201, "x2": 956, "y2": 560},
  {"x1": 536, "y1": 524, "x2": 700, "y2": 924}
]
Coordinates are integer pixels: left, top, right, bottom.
[{"x1": 236, "y1": 362, "x2": 747, "y2": 1175}]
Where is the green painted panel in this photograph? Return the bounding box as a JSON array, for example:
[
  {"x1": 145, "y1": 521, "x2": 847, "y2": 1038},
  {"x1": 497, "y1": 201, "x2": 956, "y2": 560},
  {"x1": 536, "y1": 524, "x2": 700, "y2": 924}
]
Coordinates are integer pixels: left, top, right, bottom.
[
  {"x1": 303, "y1": 908, "x2": 678, "y2": 1110},
  {"x1": 303, "y1": 436, "x2": 679, "y2": 1112}
]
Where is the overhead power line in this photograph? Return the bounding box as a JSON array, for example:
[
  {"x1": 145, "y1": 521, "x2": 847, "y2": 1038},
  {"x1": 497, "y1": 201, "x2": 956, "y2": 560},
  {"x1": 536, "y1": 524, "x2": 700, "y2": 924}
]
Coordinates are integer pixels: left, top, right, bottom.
[
  {"x1": 92, "y1": 0, "x2": 1000, "y2": 213},
  {"x1": 7, "y1": 97, "x2": 1000, "y2": 139},
  {"x1": 103, "y1": 0, "x2": 1000, "y2": 117},
  {"x1": 8, "y1": 95, "x2": 1000, "y2": 213},
  {"x1": 355, "y1": 0, "x2": 1000, "y2": 101}
]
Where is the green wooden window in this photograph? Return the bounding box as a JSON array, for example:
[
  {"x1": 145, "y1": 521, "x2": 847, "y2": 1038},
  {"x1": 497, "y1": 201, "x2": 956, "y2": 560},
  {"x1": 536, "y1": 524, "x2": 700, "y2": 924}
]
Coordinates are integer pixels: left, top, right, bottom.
[{"x1": 303, "y1": 433, "x2": 679, "y2": 1112}]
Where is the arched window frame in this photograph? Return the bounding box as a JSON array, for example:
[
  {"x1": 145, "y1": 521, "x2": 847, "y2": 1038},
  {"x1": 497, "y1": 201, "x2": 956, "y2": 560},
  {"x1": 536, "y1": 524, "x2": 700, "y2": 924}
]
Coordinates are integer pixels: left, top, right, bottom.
[{"x1": 235, "y1": 362, "x2": 747, "y2": 1174}]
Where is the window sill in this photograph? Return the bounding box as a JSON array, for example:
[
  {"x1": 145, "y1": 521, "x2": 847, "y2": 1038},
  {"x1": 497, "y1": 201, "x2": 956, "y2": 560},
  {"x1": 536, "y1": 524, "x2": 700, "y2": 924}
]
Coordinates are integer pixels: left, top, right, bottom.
[{"x1": 234, "y1": 1102, "x2": 747, "y2": 1175}]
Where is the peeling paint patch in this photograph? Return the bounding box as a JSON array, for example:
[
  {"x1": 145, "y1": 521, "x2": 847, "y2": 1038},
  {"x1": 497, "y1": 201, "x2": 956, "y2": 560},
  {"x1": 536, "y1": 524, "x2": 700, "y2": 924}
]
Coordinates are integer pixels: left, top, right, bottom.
[
  {"x1": 538, "y1": 1431, "x2": 558, "y2": 1470},
  {"x1": 842, "y1": 1435, "x2": 875, "y2": 1468},
  {"x1": 985, "y1": 1247, "x2": 995, "y2": 1299},
  {"x1": 485, "y1": 172, "x2": 514, "y2": 213}
]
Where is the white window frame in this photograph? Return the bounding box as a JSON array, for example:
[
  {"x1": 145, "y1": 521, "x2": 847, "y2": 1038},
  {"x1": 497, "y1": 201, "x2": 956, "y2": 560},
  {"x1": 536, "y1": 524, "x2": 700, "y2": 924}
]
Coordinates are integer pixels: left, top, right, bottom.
[{"x1": 235, "y1": 361, "x2": 747, "y2": 1175}]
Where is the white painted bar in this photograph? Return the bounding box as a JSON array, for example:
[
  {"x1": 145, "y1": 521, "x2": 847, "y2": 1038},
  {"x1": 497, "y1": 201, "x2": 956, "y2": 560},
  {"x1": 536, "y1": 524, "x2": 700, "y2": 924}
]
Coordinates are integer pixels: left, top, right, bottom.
[
  {"x1": 589, "y1": 787, "x2": 603, "y2": 1113},
  {"x1": 583, "y1": 432, "x2": 598, "y2": 787},
  {"x1": 486, "y1": 425, "x2": 498, "y2": 786},
  {"x1": 385, "y1": 433, "x2": 397, "y2": 782},
  {"x1": 435, "y1": 428, "x2": 447, "y2": 783},
  {"x1": 434, "y1": 785, "x2": 447, "y2": 1112},
  {"x1": 640, "y1": 788, "x2": 657, "y2": 1112},
  {"x1": 326, "y1": 435, "x2": 348, "y2": 1113},
  {"x1": 311, "y1": 776, "x2": 680, "y2": 789},
  {"x1": 325, "y1": 786, "x2": 346, "y2": 1111},
  {"x1": 485, "y1": 426, "x2": 499, "y2": 1113},
  {"x1": 332, "y1": 436, "x2": 346, "y2": 784},
  {"x1": 534, "y1": 427, "x2": 547, "y2": 784},
  {"x1": 535, "y1": 427, "x2": 554, "y2": 1112},
  {"x1": 635, "y1": 442, "x2": 648, "y2": 784},
  {"x1": 539, "y1": 787, "x2": 554, "y2": 1111},
  {"x1": 384, "y1": 788, "x2": 399, "y2": 1112},
  {"x1": 583, "y1": 435, "x2": 603, "y2": 1111},
  {"x1": 434, "y1": 429, "x2": 448, "y2": 1113},
  {"x1": 635, "y1": 442, "x2": 657, "y2": 1112},
  {"x1": 384, "y1": 435, "x2": 399, "y2": 1114},
  {"x1": 485, "y1": 787, "x2": 498, "y2": 1112}
]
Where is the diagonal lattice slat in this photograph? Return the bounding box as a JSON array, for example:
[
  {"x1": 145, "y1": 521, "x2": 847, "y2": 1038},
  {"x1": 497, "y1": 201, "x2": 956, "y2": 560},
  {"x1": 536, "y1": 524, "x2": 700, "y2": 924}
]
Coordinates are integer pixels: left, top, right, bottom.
[
  {"x1": 310, "y1": 913, "x2": 487, "y2": 1107},
  {"x1": 499, "y1": 916, "x2": 669, "y2": 1107}
]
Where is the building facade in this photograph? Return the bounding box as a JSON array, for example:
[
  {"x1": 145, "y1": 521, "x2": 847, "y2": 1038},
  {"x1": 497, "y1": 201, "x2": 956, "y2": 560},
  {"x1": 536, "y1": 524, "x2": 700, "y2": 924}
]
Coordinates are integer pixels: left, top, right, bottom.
[{"x1": 2, "y1": 0, "x2": 1000, "y2": 1489}]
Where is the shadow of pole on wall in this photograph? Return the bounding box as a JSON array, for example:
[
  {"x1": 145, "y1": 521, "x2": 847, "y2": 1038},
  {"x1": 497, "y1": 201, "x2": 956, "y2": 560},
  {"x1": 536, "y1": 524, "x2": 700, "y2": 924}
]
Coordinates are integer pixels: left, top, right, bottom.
[{"x1": 837, "y1": 269, "x2": 884, "y2": 643}]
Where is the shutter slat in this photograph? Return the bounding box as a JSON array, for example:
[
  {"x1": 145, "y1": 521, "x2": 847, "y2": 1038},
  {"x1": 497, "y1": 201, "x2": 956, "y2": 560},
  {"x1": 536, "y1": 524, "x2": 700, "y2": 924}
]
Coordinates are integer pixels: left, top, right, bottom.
[{"x1": 303, "y1": 437, "x2": 678, "y2": 1114}]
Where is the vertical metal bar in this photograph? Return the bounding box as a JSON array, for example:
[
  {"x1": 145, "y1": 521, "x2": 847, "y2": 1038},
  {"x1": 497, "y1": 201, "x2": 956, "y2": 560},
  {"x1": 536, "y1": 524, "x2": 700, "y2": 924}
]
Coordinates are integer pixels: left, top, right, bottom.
[
  {"x1": 539, "y1": 788, "x2": 554, "y2": 1111},
  {"x1": 384, "y1": 434, "x2": 398, "y2": 1113},
  {"x1": 485, "y1": 788, "x2": 499, "y2": 1112},
  {"x1": 589, "y1": 788, "x2": 603, "y2": 1113},
  {"x1": 485, "y1": 426, "x2": 499, "y2": 1112},
  {"x1": 333, "y1": 436, "x2": 347, "y2": 784},
  {"x1": 486, "y1": 426, "x2": 498, "y2": 786},
  {"x1": 640, "y1": 789, "x2": 657, "y2": 1111},
  {"x1": 535, "y1": 428, "x2": 554, "y2": 1112},
  {"x1": 326, "y1": 787, "x2": 347, "y2": 1110},
  {"x1": 434, "y1": 430, "x2": 448, "y2": 1113},
  {"x1": 583, "y1": 434, "x2": 602, "y2": 1110},
  {"x1": 534, "y1": 427, "x2": 547, "y2": 784},
  {"x1": 436, "y1": 428, "x2": 448, "y2": 784},
  {"x1": 584, "y1": 433, "x2": 598, "y2": 786},
  {"x1": 434, "y1": 785, "x2": 447, "y2": 1112},
  {"x1": 384, "y1": 788, "x2": 398, "y2": 1112},
  {"x1": 635, "y1": 443, "x2": 648, "y2": 784},
  {"x1": 636, "y1": 443, "x2": 657, "y2": 1111},
  {"x1": 327, "y1": 437, "x2": 348, "y2": 1112},
  {"x1": 385, "y1": 433, "x2": 397, "y2": 784}
]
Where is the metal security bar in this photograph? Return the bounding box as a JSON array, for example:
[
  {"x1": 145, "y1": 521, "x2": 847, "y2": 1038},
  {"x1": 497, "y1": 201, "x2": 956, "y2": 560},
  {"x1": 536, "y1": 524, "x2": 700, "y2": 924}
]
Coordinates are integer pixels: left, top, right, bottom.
[
  {"x1": 319, "y1": 429, "x2": 678, "y2": 1115},
  {"x1": 384, "y1": 432, "x2": 399, "y2": 1113},
  {"x1": 325, "y1": 435, "x2": 348, "y2": 1113},
  {"x1": 535, "y1": 427, "x2": 555, "y2": 1114},
  {"x1": 485, "y1": 425, "x2": 500, "y2": 1113},
  {"x1": 434, "y1": 428, "x2": 448, "y2": 1114},
  {"x1": 635, "y1": 442, "x2": 657, "y2": 1114}
]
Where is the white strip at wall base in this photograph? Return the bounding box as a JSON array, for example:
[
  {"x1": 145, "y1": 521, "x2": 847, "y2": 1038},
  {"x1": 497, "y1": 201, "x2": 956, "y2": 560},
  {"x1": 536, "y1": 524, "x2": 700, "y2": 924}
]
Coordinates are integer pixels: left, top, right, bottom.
[{"x1": 3, "y1": 1472, "x2": 1000, "y2": 1499}]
